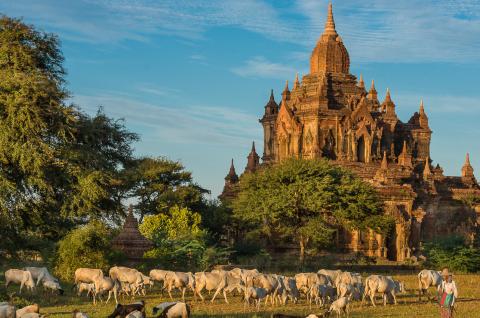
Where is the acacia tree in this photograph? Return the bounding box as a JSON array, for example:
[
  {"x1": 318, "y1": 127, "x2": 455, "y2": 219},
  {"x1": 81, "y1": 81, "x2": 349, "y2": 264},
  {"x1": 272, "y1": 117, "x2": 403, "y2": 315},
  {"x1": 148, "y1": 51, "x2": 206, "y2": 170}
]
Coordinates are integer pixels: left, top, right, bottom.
[
  {"x1": 232, "y1": 158, "x2": 393, "y2": 262},
  {"x1": 0, "y1": 16, "x2": 137, "y2": 251}
]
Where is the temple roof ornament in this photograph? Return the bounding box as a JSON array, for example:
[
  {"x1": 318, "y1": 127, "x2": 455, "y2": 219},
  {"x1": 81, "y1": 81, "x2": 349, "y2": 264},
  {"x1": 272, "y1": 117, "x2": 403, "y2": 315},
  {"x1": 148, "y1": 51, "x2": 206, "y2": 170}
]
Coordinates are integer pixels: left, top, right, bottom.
[
  {"x1": 310, "y1": 2, "x2": 350, "y2": 74},
  {"x1": 294, "y1": 73, "x2": 300, "y2": 89},
  {"x1": 398, "y1": 141, "x2": 413, "y2": 168},
  {"x1": 245, "y1": 141, "x2": 260, "y2": 173},
  {"x1": 225, "y1": 159, "x2": 239, "y2": 182},
  {"x1": 367, "y1": 80, "x2": 378, "y2": 100},
  {"x1": 462, "y1": 153, "x2": 475, "y2": 178},
  {"x1": 423, "y1": 156, "x2": 433, "y2": 179},
  {"x1": 419, "y1": 99, "x2": 429, "y2": 128},
  {"x1": 358, "y1": 74, "x2": 365, "y2": 89}
]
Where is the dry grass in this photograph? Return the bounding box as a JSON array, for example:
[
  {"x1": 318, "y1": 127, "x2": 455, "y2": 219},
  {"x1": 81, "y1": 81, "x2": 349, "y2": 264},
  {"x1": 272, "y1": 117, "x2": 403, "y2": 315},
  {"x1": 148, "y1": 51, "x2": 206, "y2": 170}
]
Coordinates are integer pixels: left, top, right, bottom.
[{"x1": 2, "y1": 273, "x2": 480, "y2": 317}]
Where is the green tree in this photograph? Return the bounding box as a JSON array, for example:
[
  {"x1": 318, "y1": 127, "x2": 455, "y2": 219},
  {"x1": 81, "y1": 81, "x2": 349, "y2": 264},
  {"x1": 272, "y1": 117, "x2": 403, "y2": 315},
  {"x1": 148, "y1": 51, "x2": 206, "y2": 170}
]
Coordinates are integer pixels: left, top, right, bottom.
[
  {"x1": 54, "y1": 220, "x2": 120, "y2": 281},
  {"x1": 0, "y1": 16, "x2": 138, "y2": 251},
  {"x1": 126, "y1": 157, "x2": 208, "y2": 221},
  {"x1": 232, "y1": 158, "x2": 392, "y2": 262}
]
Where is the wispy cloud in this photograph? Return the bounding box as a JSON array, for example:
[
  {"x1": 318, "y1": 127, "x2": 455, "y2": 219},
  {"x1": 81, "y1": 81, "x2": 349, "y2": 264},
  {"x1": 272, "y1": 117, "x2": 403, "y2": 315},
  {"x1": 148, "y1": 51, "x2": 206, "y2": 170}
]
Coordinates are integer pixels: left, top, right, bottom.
[
  {"x1": 72, "y1": 93, "x2": 262, "y2": 146},
  {"x1": 135, "y1": 84, "x2": 180, "y2": 97},
  {"x1": 231, "y1": 56, "x2": 299, "y2": 79},
  {"x1": 5, "y1": 0, "x2": 480, "y2": 63}
]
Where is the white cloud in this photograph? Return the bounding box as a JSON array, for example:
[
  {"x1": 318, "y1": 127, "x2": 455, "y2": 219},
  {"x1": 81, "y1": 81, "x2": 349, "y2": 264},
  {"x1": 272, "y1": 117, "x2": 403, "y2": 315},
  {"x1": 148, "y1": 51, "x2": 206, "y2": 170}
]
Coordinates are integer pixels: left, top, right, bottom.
[
  {"x1": 2, "y1": 1, "x2": 480, "y2": 62},
  {"x1": 72, "y1": 93, "x2": 262, "y2": 146},
  {"x1": 231, "y1": 56, "x2": 299, "y2": 79}
]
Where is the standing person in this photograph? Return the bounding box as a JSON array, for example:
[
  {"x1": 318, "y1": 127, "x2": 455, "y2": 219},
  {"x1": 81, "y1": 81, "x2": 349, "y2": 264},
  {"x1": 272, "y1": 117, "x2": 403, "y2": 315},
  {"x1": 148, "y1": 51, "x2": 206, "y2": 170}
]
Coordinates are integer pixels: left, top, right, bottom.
[{"x1": 438, "y1": 268, "x2": 458, "y2": 318}]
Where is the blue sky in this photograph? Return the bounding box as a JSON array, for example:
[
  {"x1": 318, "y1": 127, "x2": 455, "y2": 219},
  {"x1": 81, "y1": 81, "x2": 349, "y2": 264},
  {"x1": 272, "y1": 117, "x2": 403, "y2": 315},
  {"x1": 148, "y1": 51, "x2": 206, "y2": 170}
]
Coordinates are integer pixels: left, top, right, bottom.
[{"x1": 2, "y1": 0, "x2": 480, "y2": 197}]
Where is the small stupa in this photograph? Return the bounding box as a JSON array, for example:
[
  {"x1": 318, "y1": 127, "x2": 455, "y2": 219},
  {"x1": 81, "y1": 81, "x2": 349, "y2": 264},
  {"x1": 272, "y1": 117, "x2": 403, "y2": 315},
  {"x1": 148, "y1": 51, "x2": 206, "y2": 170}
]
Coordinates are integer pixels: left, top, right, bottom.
[{"x1": 111, "y1": 205, "x2": 153, "y2": 260}]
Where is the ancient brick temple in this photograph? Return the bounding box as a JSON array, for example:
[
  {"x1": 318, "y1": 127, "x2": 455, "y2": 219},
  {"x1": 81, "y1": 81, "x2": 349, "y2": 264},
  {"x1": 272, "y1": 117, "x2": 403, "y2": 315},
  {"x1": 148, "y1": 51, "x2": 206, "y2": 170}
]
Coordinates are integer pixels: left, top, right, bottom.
[{"x1": 221, "y1": 3, "x2": 480, "y2": 261}]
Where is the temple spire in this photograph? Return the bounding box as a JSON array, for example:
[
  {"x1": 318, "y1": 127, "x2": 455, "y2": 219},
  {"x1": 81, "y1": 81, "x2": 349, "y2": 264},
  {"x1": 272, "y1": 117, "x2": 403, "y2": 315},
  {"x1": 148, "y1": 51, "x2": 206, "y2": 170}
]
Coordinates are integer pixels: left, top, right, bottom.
[
  {"x1": 381, "y1": 151, "x2": 388, "y2": 169},
  {"x1": 462, "y1": 153, "x2": 475, "y2": 178},
  {"x1": 323, "y1": 2, "x2": 338, "y2": 36},
  {"x1": 385, "y1": 88, "x2": 391, "y2": 102},
  {"x1": 245, "y1": 141, "x2": 260, "y2": 174},
  {"x1": 419, "y1": 99, "x2": 425, "y2": 114},
  {"x1": 367, "y1": 79, "x2": 378, "y2": 100},
  {"x1": 294, "y1": 73, "x2": 300, "y2": 89},
  {"x1": 358, "y1": 74, "x2": 365, "y2": 89},
  {"x1": 418, "y1": 99, "x2": 429, "y2": 128},
  {"x1": 269, "y1": 89, "x2": 275, "y2": 102}
]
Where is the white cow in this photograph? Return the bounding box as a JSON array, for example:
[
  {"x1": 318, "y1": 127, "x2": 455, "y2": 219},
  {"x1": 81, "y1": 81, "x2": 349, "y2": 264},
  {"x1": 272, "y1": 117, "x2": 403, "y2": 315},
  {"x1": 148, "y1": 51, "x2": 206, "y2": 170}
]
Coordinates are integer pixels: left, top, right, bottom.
[
  {"x1": 74, "y1": 268, "x2": 104, "y2": 285},
  {"x1": 363, "y1": 275, "x2": 404, "y2": 307},
  {"x1": 92, "y1": 276, "x2": 119, "y2": 305},
  {"x1": 418, "y1": 269, "x2": 442, "y2": 301},
  {"x1": 16, "y1": 304, "x2": 39, "y2": 318},
  {"x1": 152, "y1": 302, "x2": 190, "y2": 318},
  {"x1": 317, "y1": 269, "x2": 342, "y2": 285},
  {"x1": 243, "y1": 286, "x2": 268, "y2": 310},
  {"x1": 163, "y1": 272, "x2": 195, "y2": 301},
  {"x1": 194, "y1": 271, "x2": 229, "y2": 303},
  {"x1": 4, "y1": 269, "x2": 35, "y2": 293},
  {"x1": 42, "y1": 279, "x2": 64, "y2": 295},
  {"x1": 24, "y1": 267, "x2": 57, "y2": 286}
]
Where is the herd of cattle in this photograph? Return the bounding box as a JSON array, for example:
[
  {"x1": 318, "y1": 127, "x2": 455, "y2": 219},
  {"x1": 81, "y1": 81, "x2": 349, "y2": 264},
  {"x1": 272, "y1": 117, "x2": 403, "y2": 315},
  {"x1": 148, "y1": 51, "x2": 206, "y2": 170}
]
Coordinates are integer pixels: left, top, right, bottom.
[{"x1": 1, "y1": 265, "x2": 446, "y2": 317}]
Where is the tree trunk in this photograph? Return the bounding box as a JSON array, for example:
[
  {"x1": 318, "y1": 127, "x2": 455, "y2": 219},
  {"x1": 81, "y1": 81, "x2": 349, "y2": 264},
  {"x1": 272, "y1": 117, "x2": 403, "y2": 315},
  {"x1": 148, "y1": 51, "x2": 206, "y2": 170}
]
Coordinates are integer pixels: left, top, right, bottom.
[{"x1": 299, "y1": 236, "x2": 309, "y2": 264}]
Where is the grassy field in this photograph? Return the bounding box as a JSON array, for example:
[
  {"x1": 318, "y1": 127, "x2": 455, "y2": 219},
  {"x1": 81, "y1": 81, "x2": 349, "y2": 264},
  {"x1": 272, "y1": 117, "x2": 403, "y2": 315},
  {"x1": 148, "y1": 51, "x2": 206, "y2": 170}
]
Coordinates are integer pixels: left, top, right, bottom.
[{"x1": 2, "y1": 272, "x2": 480, "y2": 317}]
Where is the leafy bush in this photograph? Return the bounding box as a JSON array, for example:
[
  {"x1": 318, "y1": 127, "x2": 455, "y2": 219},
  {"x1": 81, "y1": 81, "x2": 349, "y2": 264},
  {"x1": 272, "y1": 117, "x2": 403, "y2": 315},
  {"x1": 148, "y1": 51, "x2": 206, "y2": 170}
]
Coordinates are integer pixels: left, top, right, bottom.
[
  {"x1": 140, "y1": 206, "x2": 231, "y2": 271},
  {"x1": 53, "y1": 220, "x2": 121, "y2": 280},
  {"x1": 423, "y1": 235, "x2": 480, "y2": 273}
]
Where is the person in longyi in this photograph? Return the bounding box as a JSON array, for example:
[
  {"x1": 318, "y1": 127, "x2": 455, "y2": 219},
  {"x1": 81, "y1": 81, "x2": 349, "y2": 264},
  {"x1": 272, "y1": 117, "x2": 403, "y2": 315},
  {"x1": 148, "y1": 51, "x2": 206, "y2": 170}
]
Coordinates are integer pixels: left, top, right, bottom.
[{"x1": 438, "y1": 268, "x2": 458, "y2": 318}]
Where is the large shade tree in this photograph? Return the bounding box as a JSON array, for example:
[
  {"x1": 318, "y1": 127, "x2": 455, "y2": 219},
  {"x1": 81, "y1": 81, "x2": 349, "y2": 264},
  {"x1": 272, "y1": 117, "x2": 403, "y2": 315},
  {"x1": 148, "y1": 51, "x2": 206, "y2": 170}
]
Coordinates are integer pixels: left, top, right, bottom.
[
  {"x1": 232, "y1": 158, "x2": 393, "y2": 262},
  {"x1": 0, "y1": 16, "x2": 137, "y2": 251}
]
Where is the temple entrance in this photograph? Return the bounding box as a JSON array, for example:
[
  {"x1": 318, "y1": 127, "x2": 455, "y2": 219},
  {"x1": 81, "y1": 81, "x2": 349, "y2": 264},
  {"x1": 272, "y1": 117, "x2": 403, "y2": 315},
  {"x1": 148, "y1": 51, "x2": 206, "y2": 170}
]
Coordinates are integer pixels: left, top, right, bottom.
[
  {"x1": 279, "y1": 136, "x2": 288, "y2": 160},
  {"x1": 357, "y1": 136, "x2": 366, "y2": 163},
  {"x1": 386, "y1": 225, "x2": 398, "y2": 261}
]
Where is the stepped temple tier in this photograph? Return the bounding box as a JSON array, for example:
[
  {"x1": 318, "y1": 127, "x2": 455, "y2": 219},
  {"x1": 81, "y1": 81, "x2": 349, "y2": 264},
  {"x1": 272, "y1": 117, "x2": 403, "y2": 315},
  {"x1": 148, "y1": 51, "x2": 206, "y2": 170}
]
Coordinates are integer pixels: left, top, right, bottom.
[{"x1": 221, "y1": 3, "x2": 480, "y2": 262}]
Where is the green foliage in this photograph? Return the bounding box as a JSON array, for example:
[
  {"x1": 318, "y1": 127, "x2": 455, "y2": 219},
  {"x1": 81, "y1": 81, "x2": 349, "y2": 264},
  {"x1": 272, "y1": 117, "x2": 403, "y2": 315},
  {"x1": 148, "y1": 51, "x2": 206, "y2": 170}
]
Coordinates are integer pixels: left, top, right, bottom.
[
  {"x1": 424, "y1": 236, "x2": 480, "y2": 273},
  {"x1": 233, "y1": 158, "x2": 392, "y2": 260},
  {"x1": 140, "y1": 205, "x2": 231, "y2": 271},
  {"x1": 54, "y1": 220, "x2": 121, "y2": 280},
  {"x1": 0, "y1": 16, "x2": 138, "y2": 252},
  {"x1": 126, "y1": 157, "x2": 208, "y2": 220},
  {"x1": 139, "y1": 205, "x2": 205, "y2": 242}
]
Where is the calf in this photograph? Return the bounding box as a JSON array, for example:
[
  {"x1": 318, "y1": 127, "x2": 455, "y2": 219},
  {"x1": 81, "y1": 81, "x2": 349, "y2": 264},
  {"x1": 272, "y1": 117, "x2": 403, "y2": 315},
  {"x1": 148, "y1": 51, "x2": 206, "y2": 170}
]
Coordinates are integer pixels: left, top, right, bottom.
[
  {"x1": 72, "y1": 310, "x2": 88, "y2": 318},
  {"x1": 325, "y1": 296, "x2": 350, "y2": 317}
]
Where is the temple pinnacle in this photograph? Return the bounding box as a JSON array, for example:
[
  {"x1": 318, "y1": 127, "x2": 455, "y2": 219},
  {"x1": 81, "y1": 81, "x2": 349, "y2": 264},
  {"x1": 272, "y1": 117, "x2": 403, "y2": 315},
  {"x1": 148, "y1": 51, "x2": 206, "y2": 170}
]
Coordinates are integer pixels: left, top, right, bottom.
[
  {"x1": 381, "y1": 151, "x2": 388, "y2": 169},
  {"x1": 294, "y1": 73, "x2": 300, "y2": 89},
  {"x1": 370, "y1": 79, "x2": 376, "y2": 91},
  {"x1": 251, "y1": 141, "x2": 256, "y2": 153},
  {"x1": 419, "y1": 99, "x2": 425, "y2": 114},
  {"x1": 385, "y1": 88, "x2": 391, "y2": 102},
  {"x1": 358, "y1": 74, "x2": 365, "y2": 89},
  {"x1": 324, "y1": 2, "x2": 338, "y2": 36},
  {"x1": 465, "y1": 153, "x2": 471, "y2": 165}
]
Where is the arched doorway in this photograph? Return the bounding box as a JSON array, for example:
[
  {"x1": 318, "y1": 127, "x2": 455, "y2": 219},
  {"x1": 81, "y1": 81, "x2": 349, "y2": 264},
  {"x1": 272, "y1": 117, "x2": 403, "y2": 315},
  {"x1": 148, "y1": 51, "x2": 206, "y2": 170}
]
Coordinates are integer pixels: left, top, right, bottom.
[{"x1": 357, "y1": 136, "x2": 366, "y2": 163}]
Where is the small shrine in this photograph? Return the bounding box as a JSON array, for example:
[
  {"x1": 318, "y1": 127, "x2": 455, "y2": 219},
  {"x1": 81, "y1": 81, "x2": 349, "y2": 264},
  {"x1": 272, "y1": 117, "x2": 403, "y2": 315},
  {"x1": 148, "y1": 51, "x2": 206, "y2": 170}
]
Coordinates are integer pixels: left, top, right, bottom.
[{"x1": 111, "y1": 205, "x2": 153, "y2": 260}]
